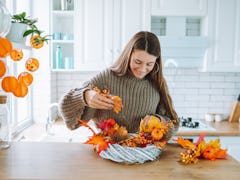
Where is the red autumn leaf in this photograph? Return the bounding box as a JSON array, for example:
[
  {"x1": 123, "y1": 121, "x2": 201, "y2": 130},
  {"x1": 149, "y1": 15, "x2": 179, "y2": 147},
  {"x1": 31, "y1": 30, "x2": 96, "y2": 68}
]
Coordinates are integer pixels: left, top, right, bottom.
[
  {"x1": 195, "y1": 132, "x2": 206, "y2": 146},
  {"x1": 98, "y1": 118, "x2": 116, "y2": 131}
]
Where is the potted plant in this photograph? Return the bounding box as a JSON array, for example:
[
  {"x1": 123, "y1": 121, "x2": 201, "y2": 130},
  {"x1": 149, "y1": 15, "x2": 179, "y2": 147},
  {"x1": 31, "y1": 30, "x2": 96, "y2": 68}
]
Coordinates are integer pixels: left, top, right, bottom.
[{"x1": 7, "y1": 12, "x2": 50, "y2": 48}]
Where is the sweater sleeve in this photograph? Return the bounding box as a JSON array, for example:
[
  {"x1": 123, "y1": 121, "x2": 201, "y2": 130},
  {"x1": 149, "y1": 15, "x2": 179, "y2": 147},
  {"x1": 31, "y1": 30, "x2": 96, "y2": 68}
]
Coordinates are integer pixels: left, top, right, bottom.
[
  {"x1": 58, "y1": 69, "x2": 110, "y2": 130},
  {"x1": 58, "y1": 81, "x2": 92, "y2": 130}
]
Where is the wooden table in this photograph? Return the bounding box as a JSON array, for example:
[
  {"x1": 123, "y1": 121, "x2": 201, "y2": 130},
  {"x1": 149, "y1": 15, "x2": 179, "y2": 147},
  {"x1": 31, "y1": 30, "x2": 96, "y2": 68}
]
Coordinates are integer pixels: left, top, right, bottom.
[{"x1": 0, "y1": 142, "x2": 239, "y2": 180}]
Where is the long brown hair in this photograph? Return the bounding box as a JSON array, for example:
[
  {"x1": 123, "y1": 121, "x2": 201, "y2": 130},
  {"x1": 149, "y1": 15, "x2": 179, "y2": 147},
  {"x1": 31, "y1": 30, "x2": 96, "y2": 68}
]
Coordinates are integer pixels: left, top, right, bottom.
[{"x1": 110, "y1": 31, "x2": 178, "y2": 120}]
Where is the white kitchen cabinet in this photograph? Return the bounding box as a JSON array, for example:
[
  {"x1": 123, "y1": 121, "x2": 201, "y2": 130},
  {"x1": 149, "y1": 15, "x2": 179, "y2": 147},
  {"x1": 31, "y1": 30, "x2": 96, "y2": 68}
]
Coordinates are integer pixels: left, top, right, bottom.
[
  {"x1": 50, "y1": 0, "x2": 150, "y2": 71},
  {"x1": 150, "y1": 0, "x2": 240, "y2": 72},
  {"x1": 203, "y1": 0, "x2": 240, "y2": 72},
  {"x1": 50, "y1": 0, "x2": 75, "y2": 71},
  {"x1": 220, "y1": 136, "x2": 240, "y2": 162},
  {"x1": 151, "y1": 0, "x2": 207, "y2": 16},
  {"x1": 75, "y1": 0, "x2": 149, "y2": 71}
]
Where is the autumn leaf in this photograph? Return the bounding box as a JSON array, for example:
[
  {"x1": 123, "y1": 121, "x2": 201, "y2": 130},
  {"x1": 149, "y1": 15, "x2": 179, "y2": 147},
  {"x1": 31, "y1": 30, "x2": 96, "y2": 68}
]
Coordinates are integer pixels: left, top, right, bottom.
[
  {"x1": 176, "y1": 137, "x2": 196, "y2": 149},
  {"x1": 85, "y1": 135, "x2": 112, "y2": 154}
]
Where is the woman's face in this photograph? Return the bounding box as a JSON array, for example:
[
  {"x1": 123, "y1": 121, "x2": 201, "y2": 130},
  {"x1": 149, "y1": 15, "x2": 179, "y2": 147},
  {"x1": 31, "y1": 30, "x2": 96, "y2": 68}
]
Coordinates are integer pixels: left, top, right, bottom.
[{"x1": 129, "y1": 50, "x2": 157, "y2": 79}]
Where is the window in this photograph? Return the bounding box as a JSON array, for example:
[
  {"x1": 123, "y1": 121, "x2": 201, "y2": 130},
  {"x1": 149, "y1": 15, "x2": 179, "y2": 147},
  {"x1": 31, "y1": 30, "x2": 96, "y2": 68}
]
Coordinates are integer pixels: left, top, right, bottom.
[
  {"x1": 151, "y1": 16, "x2": 166, "y2": 36},
  {"x1": 185, "y1": 17, "x2": 201, "y2": 36},
  {"x1": 5, "y1": 0, "x2": 33, "y2": 136}
]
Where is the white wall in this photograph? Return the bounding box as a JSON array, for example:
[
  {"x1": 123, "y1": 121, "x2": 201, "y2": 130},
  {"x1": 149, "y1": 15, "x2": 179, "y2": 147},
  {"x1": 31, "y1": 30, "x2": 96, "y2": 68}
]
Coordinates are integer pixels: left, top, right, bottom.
[{"x1": 52, "y1": 69, "x2": 240, "y2": 121}]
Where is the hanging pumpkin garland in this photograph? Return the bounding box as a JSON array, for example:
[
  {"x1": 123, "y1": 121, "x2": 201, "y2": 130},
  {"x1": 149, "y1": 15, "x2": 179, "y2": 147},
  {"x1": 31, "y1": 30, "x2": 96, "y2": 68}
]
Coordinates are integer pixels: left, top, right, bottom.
[
  {"x1": 0, "y1": 37, "x2": 12, "y2": 58},
  {"x1": 10, "y1": 49, "x2": 23, "y2": 61},
  {"x1": 18, "y1": 72, "x2": 33, "y2": 86},
  {"x1": 0, "y1": 9, "x2": 50, "y2": 98},
  {"x1": 0, "y1": 60, "x2": 6, "y2": 78},
  {"x1": 0, "y1": 37, "x2": 43, "y2": 98}
]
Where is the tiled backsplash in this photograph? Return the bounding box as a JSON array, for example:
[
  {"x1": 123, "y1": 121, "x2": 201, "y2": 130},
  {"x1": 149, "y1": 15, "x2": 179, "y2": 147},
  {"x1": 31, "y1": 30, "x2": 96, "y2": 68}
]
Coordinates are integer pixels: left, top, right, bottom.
[{"x1": 52, "y1": 68, "x2": 240, "y2": 121}]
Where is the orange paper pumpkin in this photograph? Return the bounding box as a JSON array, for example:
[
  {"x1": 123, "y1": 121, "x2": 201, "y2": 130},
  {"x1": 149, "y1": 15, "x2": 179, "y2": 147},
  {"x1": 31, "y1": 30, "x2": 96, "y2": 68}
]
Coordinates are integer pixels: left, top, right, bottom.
[
  {"x1": 25, "y1": 58, "x2": 39, "y2": 72},
  {"x1": 13, "y1": 81, "x2": 28, "y2": 97},
  {"x1": 10, "y1": 49, "x2": 23, "y2": 61},
  {"x1": 0, "y1": 37, "x2": 13, "y2": 58},
  {"x1": 30, "y1": 35, "x2": 44, "y2": 49},
  {"x1": 18, "y1": 72, "x2": 33, "y2": 86},
  {"x1": 1, "y1": 76, "x2": 18, "y2": 92},
  {"x1": 0, "y1": 60, "x2": 6, "y2": 78}
]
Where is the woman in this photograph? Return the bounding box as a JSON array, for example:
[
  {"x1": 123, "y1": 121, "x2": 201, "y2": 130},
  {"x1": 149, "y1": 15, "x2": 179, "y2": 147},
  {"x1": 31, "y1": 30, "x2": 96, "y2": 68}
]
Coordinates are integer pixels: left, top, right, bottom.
[{"x1": 59, "y1": 31, "x2": 179, "y2": 136}]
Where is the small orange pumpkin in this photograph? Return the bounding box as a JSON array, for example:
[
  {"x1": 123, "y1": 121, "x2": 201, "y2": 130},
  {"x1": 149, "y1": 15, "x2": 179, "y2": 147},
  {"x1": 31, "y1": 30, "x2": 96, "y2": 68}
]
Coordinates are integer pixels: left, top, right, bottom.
[
  {"x1": 30, "y1": 35, "x2": 44, "y2": 49},
  {"x1": 0, "y1": 60, "x2": 6, "y2": 78},
  {"x1": 202, "y1": 146, "x2": 217, "y2": 161},
  {"x1": 0, "y1": 37, "x2": 13, "y2": 58},
  {"x1": 13, "y1": 81, "x2": 28, "y2": 97},
  {"x1": 1, "y1": 76, "x2": 18, "y2": 92},
  {"x1": 151, "y1": 128, "x2": 163, "y2": 141},
  {"x1": 10, "y1": 49, "x2": 23, "y2": 61},
  {"x1": 18, "y1": 72, "x2": 33, "y2": 86},
  {"x1": 25, "y1": 58, "x2": 39, "y2": 72}
]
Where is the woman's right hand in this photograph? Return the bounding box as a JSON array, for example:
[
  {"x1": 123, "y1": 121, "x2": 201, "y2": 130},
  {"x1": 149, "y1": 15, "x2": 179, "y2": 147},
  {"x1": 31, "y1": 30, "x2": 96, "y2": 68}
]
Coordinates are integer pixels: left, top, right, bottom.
[{"x1": 84, "y1": 89, "x2": 114, "y2": 110}]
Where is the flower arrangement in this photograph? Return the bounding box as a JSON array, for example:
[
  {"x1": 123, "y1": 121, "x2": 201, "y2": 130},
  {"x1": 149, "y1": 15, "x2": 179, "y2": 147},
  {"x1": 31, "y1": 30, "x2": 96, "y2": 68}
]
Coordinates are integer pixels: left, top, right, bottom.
[
  {"x1": 78, "y1": 115, "x2": 175, "y2": 164},
  {"x1": 78, "y1": 86, "x2": 176, "y2": 163},
  {"x1": 176, "y1": 133, "x2": 227, "y2": 164}
]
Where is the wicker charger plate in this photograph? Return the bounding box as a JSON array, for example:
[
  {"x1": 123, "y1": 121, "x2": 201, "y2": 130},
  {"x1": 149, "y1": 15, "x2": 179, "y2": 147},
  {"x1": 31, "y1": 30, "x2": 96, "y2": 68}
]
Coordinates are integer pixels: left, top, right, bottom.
[{"x1": 99, "y1": 143, "x2": 162, "y2": 164}]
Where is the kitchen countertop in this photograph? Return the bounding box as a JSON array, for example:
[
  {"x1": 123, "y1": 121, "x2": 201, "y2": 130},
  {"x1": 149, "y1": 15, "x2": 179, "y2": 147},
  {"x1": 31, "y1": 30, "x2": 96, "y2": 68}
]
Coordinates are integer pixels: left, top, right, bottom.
[
  {"x1": 176, "y1": 120, "x2": 240, "y2": 136},
  {"x1": 0, "y1": 142, "x2": 239, "y2": 180}
]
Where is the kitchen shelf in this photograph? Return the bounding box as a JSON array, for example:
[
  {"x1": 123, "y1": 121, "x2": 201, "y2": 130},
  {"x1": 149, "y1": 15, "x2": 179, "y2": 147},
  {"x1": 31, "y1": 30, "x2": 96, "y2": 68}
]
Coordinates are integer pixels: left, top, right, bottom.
[{"x1": 50, "y1": 0, "x2": 75, "y2": 70}]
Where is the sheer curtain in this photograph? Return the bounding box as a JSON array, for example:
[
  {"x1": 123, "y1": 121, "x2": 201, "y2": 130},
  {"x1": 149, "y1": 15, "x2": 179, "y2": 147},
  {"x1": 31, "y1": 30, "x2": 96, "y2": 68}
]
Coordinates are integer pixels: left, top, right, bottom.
[{"x1": 5, "y1": 0, "x2": 33, "y2": 136}]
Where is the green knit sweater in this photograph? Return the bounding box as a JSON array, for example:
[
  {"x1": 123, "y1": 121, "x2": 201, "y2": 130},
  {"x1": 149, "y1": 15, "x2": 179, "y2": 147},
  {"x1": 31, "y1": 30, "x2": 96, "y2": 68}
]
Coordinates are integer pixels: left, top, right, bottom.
[{"x1": 59, "y1": 68, "x2": 176, "y2": 133}]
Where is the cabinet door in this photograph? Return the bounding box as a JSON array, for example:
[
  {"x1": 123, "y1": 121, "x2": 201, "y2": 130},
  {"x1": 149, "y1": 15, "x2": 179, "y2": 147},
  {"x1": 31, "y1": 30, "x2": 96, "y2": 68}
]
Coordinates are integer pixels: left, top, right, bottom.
[
  {"x1": 50, "y1": 0, "x2": 75, "y2": 71},
  {"x1": 75, "y1": 0, "x2": 149, "y2": 71},
  {"x1": 220, "y1": 136, "x2": 240, "y2": 162},
  {"x1": 74, "y1": 0, "x2": 106, "y2": 71},
  {"x1": 106, "y1": 0, "x2": 150, "y2": 65},
  {"x1": 204, "y1": 0, "x2": 240, "y2": 72},
  {"x1": 151, "y1": 0, "x2": 207, "y2": 16}
]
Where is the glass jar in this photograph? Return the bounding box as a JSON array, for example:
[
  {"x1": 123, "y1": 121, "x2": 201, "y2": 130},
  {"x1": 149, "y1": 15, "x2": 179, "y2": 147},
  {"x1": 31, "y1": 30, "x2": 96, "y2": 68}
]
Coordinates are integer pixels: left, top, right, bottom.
[{"x1": 0, "y1": 95, "x2": 10, "y2": 149}]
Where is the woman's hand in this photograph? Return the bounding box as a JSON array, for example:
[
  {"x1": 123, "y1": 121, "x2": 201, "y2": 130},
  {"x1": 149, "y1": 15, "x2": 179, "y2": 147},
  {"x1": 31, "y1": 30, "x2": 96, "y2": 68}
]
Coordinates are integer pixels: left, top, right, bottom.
[{"x1": 84, "y1": 89, "x2": 114, "y2": 110}]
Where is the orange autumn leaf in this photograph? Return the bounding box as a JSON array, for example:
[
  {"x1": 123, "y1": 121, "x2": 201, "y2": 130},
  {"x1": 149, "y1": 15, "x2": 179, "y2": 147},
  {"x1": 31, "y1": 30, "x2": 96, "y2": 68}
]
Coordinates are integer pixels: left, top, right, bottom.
[
  {"x1": 176, "y1": 137, "x2": 196, "y2": 149},
  {"x1": 112, "y1": 96, "x2": 123, "y2": 113},
  {"x1": 84, "y1": 135, "x2": 110, "y2": 154},
  {"x1": 77, "y1": 118, "x2": 96, "y2": 136},
  {"x1": 214, "y1": 149, "x2": 227, "y2": 159},
  {"x1": 154, "y1": 140, "x2": 167, "y2": 148}
]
